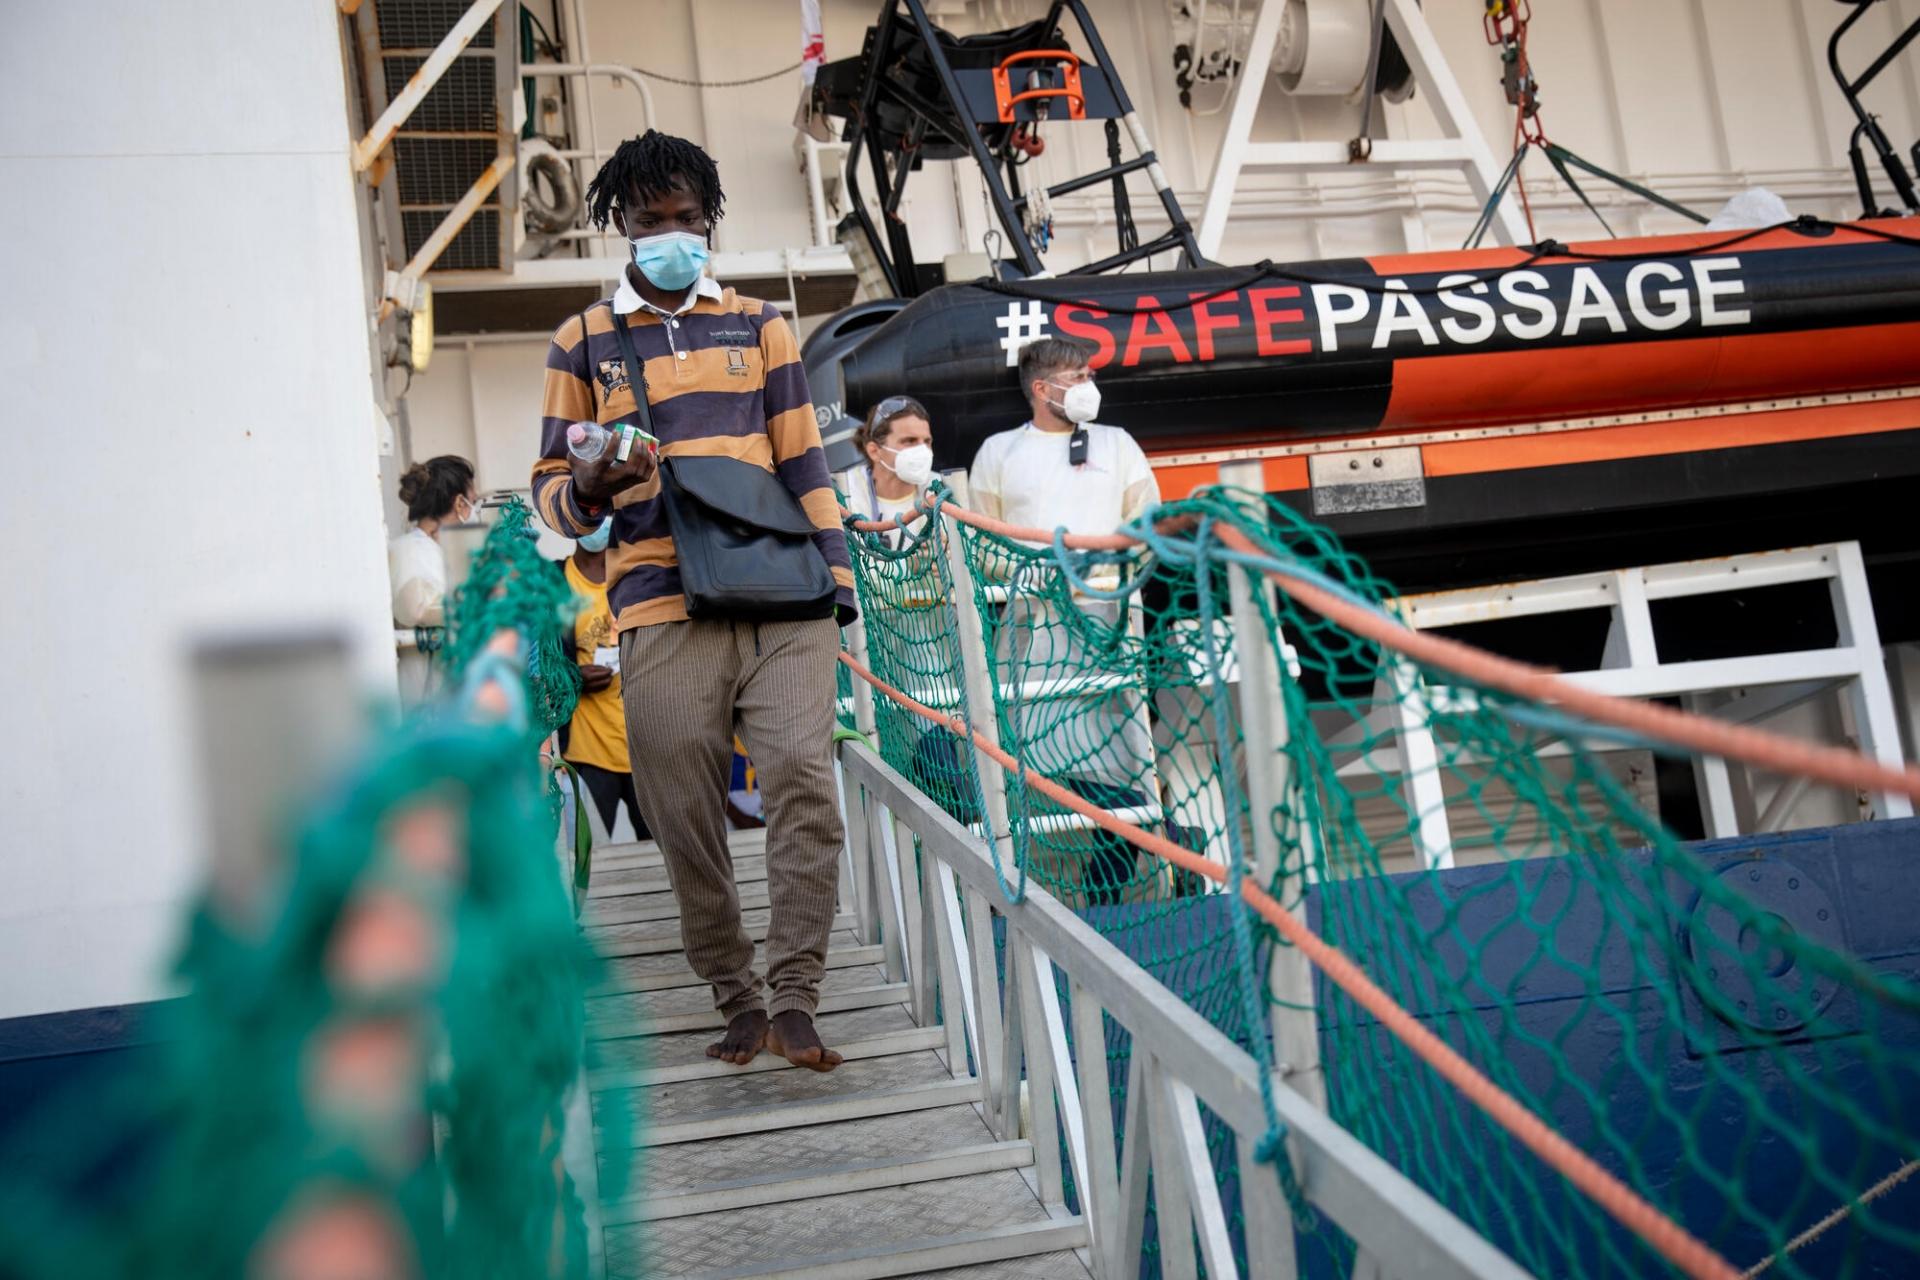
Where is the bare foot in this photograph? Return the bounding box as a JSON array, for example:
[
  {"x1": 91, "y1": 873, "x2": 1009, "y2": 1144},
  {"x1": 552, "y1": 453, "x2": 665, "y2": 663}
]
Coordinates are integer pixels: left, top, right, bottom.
[
  {"x1": 767, "y1": 1010, "x2": 844, "y2": 1073},
  {"x1": 705, "y1": 1009, "x2": 767, "y2": 1065}
]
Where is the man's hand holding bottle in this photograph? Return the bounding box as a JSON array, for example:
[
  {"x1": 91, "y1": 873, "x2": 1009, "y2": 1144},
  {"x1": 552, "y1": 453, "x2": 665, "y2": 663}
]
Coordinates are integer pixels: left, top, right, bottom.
[{"x1": 567, "y1": 420, "x2": 658, "y2": 507}]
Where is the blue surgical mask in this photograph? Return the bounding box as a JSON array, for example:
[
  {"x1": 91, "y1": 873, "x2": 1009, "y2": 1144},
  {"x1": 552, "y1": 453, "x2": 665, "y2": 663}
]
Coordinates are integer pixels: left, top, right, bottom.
[
  {"x1": 629, "y1": 230, "x2": 710, "y2": 291},
  {"x1": 578, "y1": 517, "x2": 613, "y2": 553}
]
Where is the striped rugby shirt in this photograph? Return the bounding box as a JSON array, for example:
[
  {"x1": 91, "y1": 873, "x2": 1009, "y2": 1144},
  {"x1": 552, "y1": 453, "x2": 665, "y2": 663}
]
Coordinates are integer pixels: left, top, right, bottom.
[{"x1": 532, "y1": 276, "x2": 855, "y2": 631}]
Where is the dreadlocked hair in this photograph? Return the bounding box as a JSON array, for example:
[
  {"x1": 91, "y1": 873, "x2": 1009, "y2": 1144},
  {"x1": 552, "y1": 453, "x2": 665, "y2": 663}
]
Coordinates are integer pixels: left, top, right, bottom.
[{"x1": 585, "y1": 130, "x2": 726, "y2": 232}]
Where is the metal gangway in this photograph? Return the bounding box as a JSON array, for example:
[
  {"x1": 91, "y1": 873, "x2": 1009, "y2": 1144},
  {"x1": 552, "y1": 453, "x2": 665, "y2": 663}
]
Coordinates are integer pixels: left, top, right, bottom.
[
  {"x1": 576, "y1": 754, "x2": 1516, "y2": 1280},
  {"x1": 569, "y1": 454, "x2": 1920, "y2": 1279},
  {"x1": 574, "y1": 480, "x2": 1538, "y2": 1280}
]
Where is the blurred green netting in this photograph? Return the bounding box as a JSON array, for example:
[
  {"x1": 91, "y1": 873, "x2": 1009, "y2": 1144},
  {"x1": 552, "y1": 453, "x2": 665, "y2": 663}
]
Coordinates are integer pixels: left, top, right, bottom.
[
  {"x1": 0, "y1": 497, "x2": 624, "y2": 1278},
  {"x1": 441, "y1": 495, "x2": 582, "y2": 739},
  {"x1": 843, "y1": 485, "x2": 1920, "y2": 1279}
]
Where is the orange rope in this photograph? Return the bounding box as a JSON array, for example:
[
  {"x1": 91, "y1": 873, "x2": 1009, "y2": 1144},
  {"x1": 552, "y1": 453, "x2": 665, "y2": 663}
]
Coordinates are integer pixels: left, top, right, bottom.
[
  {"x1": 842, "y1": 493, "x2": 1920, "y2": 804},
  {"x1": 837, "y1": 649, "x2": 1739, "y2": 1280}
]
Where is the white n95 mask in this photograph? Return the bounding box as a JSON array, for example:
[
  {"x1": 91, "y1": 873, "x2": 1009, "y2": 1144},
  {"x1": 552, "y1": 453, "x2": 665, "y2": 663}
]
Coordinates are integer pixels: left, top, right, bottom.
[
  {"x1": 1053, "y1": 381, "x2": 1100, "y2": 425},
  {"x1": 886, "y1": 443, "x2": 935, "y2": 487}
]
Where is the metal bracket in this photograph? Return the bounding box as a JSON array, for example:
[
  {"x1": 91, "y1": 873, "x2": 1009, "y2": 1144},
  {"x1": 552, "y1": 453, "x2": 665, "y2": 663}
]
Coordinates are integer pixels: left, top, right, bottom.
[
  {"x1": 993, "y1": 50, "x2": 1087, "y2": 123},
  {"x1": 1308, "y1": 447, "x2": 1426, "y2": 516}
]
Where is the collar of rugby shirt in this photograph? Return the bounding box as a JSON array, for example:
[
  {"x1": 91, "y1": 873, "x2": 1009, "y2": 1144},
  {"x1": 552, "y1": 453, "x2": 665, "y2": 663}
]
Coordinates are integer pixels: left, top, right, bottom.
[{"x1": 612, "y1": 271, "x2": 724, "y2": 319}]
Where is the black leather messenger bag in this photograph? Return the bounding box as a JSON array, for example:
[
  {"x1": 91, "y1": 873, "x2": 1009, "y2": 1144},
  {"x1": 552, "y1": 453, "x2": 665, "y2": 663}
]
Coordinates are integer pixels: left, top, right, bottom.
[{"x1": 611, "y1": 311, "x2": 836, "y2": 622}]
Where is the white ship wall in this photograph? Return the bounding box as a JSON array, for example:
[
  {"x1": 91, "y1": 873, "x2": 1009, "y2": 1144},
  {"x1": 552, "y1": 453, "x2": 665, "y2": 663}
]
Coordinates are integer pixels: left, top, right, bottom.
[{"x1": 0, "y1": 2, "x2": 394, "y2": 1019}]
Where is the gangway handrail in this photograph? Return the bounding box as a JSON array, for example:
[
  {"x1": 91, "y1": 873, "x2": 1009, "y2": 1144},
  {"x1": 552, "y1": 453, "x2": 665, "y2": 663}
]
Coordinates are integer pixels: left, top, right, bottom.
[
  {"x1": 842, "y1": 644, "x2": 1740, "y2": 1280},
  {"x1": 838, "y1": 483, "x2": 1920, "y2": 1277},
  {"x1": 836, "y1": 735, "x2": 1530, "y2": 1280}
]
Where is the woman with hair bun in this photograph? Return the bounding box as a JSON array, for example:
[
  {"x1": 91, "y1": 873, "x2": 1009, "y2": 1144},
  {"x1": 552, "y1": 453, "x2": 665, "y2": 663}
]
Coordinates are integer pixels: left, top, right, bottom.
[
  {"x1": 388, "y1": 455, "x2": 477, "y2": 700},
  {"x1": 389, "y1": 455, "x2": 478, "y2": 628}
]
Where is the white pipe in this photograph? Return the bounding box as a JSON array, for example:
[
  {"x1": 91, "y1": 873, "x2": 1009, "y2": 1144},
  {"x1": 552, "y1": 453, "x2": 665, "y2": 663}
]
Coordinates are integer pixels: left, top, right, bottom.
[
  {"x1": 801, "y1": 137, "x2": 851, "y2": 249},
  {"x1": 528, "y1": 62, "x2": 655, "y2": 155},
  {"x1": 565, "y1": 0, "x2": 598, "y2": 176},
  {"x1": 1031, "y1": 171, "x2": 1857, "y2": 228}
]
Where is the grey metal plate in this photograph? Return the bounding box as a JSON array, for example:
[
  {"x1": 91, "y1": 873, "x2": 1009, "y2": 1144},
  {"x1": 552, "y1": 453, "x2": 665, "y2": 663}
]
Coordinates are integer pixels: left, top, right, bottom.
[
  {"x1": 1309, "y1": 446, "x2": 1426, "y2": 515},
  {"x1": 595, "y1": 1047, "x2": 953, "y2": 1124},
  {"x1": 639, "y1": 1103, "x2": 1001, "y2": 1194},
  {"x1": 610, "y1": 1170, "x2": 1058, "y2": 1277}
]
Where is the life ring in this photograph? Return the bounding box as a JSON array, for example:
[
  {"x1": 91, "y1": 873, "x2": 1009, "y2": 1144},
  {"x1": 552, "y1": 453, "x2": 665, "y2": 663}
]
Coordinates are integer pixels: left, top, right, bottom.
[{"x1": 522, "y1": 141, "x2": 580, "y2": 235}]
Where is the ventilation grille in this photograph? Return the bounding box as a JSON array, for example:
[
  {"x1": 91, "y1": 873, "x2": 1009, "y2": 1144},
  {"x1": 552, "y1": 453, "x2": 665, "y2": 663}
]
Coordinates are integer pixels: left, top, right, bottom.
[
  {"x1": 376, "y1": 0, "x2": 496, "y2": 50},
  {"x1": 375, "y1": 2, "x2": 506, "y2": 272},
  {"x1": 381, "y1": 55, "x2": 499, "y2": 133},
  {"x1": 394, "y1": 136, "x2": 499, "y2": 206},
  {"x1": 402, "y1": 209, "x2": 503, "y2": 272}
]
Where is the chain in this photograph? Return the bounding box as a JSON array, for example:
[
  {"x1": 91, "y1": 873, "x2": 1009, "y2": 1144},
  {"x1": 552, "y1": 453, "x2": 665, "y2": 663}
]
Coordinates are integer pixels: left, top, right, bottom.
[
  {"x1": 1483, "y1": 0, "x2": 1542, "y2": 237},
  {"x1": 1483, "y1": 0, "x2": 1545, "y2": 145},
  {"x1": 627, "y1": 60, "x2": 801, "y2": 89}
]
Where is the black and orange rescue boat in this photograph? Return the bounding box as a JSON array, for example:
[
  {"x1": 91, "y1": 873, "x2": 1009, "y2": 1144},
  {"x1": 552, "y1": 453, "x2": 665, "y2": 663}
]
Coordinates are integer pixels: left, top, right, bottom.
[{"x1": 837, "y1": 217, "x2": 1920, "y2": 592}]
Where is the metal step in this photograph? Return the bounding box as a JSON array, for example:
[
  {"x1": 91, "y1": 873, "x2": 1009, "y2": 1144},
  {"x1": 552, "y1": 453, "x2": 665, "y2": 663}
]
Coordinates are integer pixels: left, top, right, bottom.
[
  {"x1": 661, "y1": 1217, "x2": 1090, "y2": 1280},
  {"x1": 589, "y1": 857, "x2": 769, "y2": 898},
  {"x1": 589, "y1": 980, "x2": 908, "y2": 1041},
  {"x1": 599, "y1": 1041, "x2": 954, "y2": 1131},
  {"x1": 588, "y1": 964, "x2": 889, "y2": 1028},
  {"x1": 590, "y1": 1002, "x2": 918, "y2": 1077},
  {"x1": 585, "y1": 884, "x2": 774, "y2": 927},
  {"x1": 596, "y1": 829, "x2": 768, "y2": 871},
  {"x1": 625, "y1": 1077, "x2": 982, "y2": 1148},
  {"x1": 606, "y1": 1140, "x2": 1034, "y2": 1224},
  {"x1": 592, "y1": 942, "x2": 881, "y2": 997},
  {"x1": 588, "y1": 911, "x2": 857, "y2": 959},
  {"x1": 588, "y1": 982, "x2": 907, "y2": 1041},
  {"x1": 588, "y1": 1025, "x2": 945, "y2": 1090}
]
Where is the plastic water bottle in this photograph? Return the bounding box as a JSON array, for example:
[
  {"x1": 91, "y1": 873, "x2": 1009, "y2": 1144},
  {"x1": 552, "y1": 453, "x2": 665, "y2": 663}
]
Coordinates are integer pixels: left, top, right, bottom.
[
  {"x1": 567, "y1": 421, "x2": 611, "y2": 462},
  {"x1": 568, "y1": 420, "x2": 655, "y2": 463}
]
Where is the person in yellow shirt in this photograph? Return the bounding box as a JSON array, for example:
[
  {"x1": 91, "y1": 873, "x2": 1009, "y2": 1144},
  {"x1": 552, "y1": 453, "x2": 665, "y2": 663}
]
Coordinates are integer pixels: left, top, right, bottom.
[{"x1": 560, "y1": 518, "x2": 648, "y2": 839}]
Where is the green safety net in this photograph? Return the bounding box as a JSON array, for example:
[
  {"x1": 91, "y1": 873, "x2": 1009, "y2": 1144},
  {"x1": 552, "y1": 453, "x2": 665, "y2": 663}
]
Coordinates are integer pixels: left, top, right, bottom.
[
  {"x1": 441, "y1": 495, "x2": 582, "y2": 739},
  {"x1": 842, "y1": 485, "x2": 1920, "y2": 1279},
  {"x1": 0, "y1": 497, "x2": 627, "y2": 1278}
]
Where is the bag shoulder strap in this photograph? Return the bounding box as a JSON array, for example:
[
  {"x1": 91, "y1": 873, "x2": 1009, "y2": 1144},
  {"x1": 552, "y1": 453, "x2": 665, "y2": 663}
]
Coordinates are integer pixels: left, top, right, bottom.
[
  {"x1": 577, "y1": 306, "x2": 597, "y2": 416},
  {"x1": 609, "y1": 309, "x2": 660, "y2": 441}
]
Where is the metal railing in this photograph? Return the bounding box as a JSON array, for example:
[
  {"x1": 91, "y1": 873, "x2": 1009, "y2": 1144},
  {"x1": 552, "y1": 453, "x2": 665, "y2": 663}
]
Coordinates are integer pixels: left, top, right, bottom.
[{"x1": 831, "y1": 737, "x2": 1526, "y2": 1280}]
